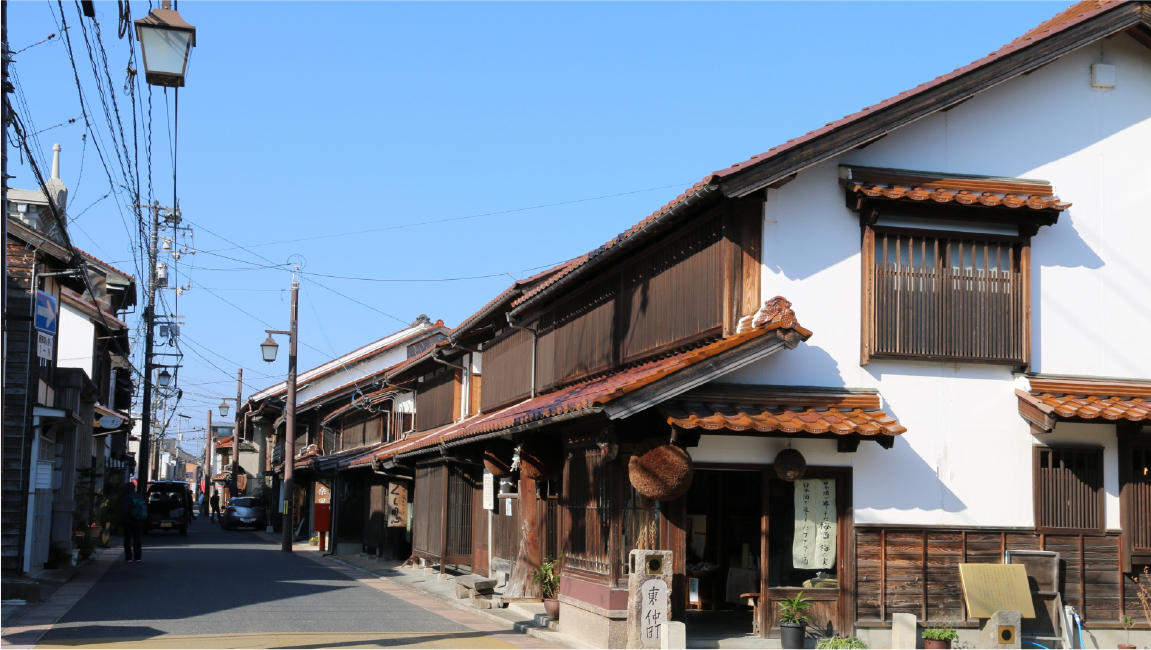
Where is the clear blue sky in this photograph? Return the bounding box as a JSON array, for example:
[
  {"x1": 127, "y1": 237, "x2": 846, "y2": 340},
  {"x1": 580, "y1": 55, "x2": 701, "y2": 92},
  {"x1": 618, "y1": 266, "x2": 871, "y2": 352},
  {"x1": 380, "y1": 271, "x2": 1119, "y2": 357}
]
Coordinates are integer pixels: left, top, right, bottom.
[{"x1": 6, "y1": 1, "x2": 1068, "y2": 445}]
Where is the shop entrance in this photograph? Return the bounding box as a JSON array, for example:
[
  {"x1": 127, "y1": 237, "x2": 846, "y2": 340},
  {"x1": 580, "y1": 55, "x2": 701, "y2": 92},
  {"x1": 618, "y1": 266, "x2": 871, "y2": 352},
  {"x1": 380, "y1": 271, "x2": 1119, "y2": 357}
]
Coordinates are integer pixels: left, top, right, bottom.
[
  {"x1": 683, "y1": 468, "x2": 763, "y2": 641},
  {"x1": 681, "y1": 465, "x2": 851, "y2": 643}
]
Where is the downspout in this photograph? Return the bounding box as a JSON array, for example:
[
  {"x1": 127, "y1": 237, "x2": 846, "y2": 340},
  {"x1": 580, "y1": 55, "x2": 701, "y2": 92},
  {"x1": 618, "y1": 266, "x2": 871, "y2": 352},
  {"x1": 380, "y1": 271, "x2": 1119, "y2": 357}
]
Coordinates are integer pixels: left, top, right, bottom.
[
  {"x1": 505, "y1": 313, "x2": 538, "y2": 398},
  {"x1": 18, "y1": 259, "x2": 37, "y2": 574}
]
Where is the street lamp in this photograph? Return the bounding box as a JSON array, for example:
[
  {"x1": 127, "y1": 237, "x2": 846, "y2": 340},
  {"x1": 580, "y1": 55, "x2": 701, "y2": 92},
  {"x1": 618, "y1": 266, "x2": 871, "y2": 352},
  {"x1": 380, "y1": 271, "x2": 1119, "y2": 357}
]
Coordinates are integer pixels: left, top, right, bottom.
[
  {"x1": 218, "y1": 400, "x2": 230, "y2": 418},
  {"x1": 260, "y1": 280, "x2": 299, "y2": 553},
  {"x1": 134, "y1": 1, "x2": 197, "y2": 88},
  {"x1": 260, "y1": 335, "x2": 279, "y2": 363},
  {"x1": 157, "y1": 369, "x2": 172, "y2": 387}
]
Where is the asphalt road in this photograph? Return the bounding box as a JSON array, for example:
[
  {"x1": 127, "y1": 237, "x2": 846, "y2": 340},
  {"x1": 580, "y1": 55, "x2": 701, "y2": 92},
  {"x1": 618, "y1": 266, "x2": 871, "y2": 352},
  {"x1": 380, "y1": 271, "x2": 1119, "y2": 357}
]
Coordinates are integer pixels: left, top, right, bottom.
[{"x1": 32, "y1": 517, "x2": 526, "y2": 649}]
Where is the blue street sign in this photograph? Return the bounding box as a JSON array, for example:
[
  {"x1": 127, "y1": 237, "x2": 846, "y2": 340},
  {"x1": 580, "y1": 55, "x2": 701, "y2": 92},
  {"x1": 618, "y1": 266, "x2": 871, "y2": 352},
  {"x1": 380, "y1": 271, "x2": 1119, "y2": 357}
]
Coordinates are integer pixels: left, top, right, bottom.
[{"x1": 34, "y1": 290, "x2": 58, "y2": 334}]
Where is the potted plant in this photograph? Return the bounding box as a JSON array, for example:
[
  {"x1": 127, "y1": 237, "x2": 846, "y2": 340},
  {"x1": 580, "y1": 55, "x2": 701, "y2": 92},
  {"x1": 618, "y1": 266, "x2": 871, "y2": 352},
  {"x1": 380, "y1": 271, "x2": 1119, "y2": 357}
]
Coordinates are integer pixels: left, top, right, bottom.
[
  {"x1": 779, "y1": 592, "x2": 812, "y2": 649},
  {"x1": 532, "y1": 553, "x2": 563, "y2": 620},
  {"x1": 1118, "y1": 614, "x2": 1135, "y2": 649},
  {"x1": 922, "y1": 622, "x2": 958, "y2": 649}
]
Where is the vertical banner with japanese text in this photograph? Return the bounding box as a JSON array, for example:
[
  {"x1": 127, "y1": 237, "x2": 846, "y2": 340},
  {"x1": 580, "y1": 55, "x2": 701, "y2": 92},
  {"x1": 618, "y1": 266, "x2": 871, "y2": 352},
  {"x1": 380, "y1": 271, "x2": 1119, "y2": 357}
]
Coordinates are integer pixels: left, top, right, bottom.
[{"x1": 792, "y1": 478, "x2": 836, "y2": 570}]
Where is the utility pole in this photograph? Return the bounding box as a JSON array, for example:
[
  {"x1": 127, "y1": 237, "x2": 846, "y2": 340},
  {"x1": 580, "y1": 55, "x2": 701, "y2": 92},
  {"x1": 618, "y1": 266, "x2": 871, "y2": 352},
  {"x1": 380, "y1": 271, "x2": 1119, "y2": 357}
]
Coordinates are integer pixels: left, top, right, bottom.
[
  {"x1": 205, "y1": 408, "x2": 212, "y2": 508},
  {"x1": 232, "y1": 368, "x2": 241, "y2": 494},
  {"x1": 137, "y1": 202, "x2": 160, "y2": 488},
  {"x1": 282, "y1": 280, "x2": 298, "y2": 552}
]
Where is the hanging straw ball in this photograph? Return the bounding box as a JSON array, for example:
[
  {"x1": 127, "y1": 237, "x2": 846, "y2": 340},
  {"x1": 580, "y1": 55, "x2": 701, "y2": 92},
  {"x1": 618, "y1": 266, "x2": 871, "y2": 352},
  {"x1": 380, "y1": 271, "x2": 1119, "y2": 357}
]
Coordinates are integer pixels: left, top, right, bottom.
[
  {"x1": 774, "y1": 448, "x2": 807, "y2": 481},
  {"x1": 518, "y1": 434, "x2": 564, "y2": 481},
  {"x1": 483, "y1": 439, "x2": 516, "y2": 478},
  {"x1": 629, "y1": 437, "x2": 694, "y2": 501}
]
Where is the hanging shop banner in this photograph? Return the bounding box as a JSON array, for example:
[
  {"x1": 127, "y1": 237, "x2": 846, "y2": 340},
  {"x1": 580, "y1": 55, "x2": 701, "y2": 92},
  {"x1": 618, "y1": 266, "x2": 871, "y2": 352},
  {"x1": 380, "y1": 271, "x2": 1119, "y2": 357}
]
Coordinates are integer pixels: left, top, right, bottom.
[
  {"x1": 792, "y1": 478, "x2": 836, "y2": 570},
  {"x1": 387, "y1": 482, "x2": 408, "y2": 528}
]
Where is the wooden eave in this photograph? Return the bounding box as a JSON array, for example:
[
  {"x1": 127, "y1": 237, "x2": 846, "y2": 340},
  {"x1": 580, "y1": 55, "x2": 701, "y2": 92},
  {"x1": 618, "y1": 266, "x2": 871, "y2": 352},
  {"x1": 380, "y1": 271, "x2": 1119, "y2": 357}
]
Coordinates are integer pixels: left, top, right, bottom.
[
  {"x1": 719, "y1": 3, "x2": 1151, "y2": 199},
  {"x1": 1017, "y1": 375, "x2": 1151, "y2": 434}
]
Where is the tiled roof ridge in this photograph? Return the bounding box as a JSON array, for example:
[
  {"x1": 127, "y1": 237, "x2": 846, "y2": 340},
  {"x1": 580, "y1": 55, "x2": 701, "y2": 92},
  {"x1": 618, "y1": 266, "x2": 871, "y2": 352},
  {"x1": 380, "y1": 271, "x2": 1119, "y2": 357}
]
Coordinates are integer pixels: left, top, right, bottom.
[
  {"x1": 74, "y1": 246, "x2": 135, "y2": 281},
  {"x1": 251, "y1": 324, "x2": 446, "y2": 400}
]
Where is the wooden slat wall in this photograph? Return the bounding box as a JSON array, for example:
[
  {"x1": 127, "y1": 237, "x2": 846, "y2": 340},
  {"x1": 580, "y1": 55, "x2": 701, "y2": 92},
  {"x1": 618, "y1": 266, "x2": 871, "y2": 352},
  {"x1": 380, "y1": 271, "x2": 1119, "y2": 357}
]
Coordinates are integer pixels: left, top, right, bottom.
[
  {"x1": 367, "y1": 481, "x2": 387, "y2": 550},
  {"x1": 564, "y1": 445, "x2": 611, "y2": 576},
  {"x1": 446, "y1": 465, "x2": 475, "y2": 559},
  {"x1": 480, "y1": 329, "x2": 534, "y2": 413},
  {"x1": 492, "y1": 495, "x2": 521, "y2": 571},
  {"x1": 539, "y1": 274, "x2": 618, "y2": 391},
  {"x1": 1124, "y1": 444, "x2": 1151, "y2": 555},
  {"x1": 1035, "y1": 447, "x2": 1104, "y2": 533},
  {"x1": 415, "y1": 368, "x2": 457, "y2": 432},
  {"x1": 869, "y1": 231, "x2": 1026, "y2": 364},
  {"x1": 619, "y1": 215, "x2": 724, "y2": 362},
  {"x1": 855, "y1": 527, "x2": 1129, "y2": 626},
  {"x1": 413, "y1": 463, "x2": 445, "y2": 561}
]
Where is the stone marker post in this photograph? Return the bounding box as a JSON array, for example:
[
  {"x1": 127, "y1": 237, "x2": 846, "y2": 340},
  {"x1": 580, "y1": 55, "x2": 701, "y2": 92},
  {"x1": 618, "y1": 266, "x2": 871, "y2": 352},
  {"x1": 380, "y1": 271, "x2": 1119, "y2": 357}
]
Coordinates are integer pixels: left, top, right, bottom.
[
  {"x1": 628, "y1": 549, "x2": 674, "y2": 649},
  {"x1": 980, "y1": 610, "x2": 1022, "y2": 649},
  {"x1": 891, "y1": 612, "x2": 918, "y2": 649}
]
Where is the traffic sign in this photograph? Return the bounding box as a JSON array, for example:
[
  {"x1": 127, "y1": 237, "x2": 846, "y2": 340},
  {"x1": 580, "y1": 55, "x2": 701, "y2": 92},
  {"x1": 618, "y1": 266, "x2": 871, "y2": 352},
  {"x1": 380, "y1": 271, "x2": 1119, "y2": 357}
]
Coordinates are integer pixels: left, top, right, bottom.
[{"x1": 34, "y1": 290, "x2": 58, "y2": 334}]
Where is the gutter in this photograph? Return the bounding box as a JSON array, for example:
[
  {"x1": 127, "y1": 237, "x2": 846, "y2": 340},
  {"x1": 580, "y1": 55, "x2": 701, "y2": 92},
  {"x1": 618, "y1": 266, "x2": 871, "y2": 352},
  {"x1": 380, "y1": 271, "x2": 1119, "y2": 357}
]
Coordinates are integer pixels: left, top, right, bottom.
[{"x1": 508, "y1": 182, "x2": 720, "y2": 318}]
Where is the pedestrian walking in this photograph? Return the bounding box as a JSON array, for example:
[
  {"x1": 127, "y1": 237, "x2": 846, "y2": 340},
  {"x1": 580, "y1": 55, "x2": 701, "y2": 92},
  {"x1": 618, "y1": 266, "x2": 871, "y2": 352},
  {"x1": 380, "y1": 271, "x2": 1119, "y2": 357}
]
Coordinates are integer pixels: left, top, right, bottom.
[
  {"x1": 121, "y1": 483, "x2": 146, "y2": 562},
  {"x1": 210, "y1": 489, "x2": 221, "y2": 523}
]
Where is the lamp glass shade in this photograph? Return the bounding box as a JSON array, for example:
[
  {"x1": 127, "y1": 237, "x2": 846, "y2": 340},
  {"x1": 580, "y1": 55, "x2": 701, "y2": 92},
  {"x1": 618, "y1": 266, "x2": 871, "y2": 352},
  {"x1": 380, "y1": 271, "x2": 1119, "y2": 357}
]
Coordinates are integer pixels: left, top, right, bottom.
[
  {"x1": 137, "y1": 24, "x2": 193, "y2": 86},
  {"x1": 218, "y1": 401, "x2": 229, "y2": 418},
  {"x1": 260, "y1": 335, "x2": 279, "y2": 363},
  {"x1": 157, "y1": 369, "x2": 171, "y2": 387}
]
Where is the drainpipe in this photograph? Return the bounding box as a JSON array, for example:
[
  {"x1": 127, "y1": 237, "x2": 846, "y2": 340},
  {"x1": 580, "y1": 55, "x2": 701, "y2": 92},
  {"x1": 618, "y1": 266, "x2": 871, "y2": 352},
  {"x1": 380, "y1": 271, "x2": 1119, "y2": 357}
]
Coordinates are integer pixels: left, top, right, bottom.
[{"x1": 505, "y1": 313, "x2": 538, "y2": 398}]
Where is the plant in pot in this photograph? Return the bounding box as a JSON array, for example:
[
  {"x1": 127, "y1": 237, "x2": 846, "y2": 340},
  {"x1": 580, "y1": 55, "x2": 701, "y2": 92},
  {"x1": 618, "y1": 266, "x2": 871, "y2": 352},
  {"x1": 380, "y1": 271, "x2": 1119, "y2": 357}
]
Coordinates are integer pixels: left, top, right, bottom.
[
  {"x1": 532, "y1": 553, "x2": 563, "y2": 620},
  {"x1": 1118, "y1": 614, "x2": 1135, "y2": 649},
  {"x1": 922, "y1": 622, "x2": 958, "y2": 650},
  {"x1": 779, "y1": 592, "x2": 812, "y2": 649}
]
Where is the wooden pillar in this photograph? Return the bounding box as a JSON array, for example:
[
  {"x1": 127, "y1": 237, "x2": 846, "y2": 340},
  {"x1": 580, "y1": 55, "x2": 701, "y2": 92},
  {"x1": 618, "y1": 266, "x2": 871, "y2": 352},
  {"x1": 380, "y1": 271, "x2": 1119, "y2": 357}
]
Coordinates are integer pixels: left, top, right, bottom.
[{"x1": 440, "y1": 463, "x2": 449, "y2": 574}]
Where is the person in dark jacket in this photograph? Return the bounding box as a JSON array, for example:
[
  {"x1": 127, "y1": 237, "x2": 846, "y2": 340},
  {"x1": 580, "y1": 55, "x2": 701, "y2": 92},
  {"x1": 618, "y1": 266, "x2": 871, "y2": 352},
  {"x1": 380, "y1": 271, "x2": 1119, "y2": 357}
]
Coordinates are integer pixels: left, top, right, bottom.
[
  {"x1": 120, "y1": 483, "x2": 144, "y2": 562},
  {"x1": 210, "y1": 490, "x2": 221, "y2": 523}
]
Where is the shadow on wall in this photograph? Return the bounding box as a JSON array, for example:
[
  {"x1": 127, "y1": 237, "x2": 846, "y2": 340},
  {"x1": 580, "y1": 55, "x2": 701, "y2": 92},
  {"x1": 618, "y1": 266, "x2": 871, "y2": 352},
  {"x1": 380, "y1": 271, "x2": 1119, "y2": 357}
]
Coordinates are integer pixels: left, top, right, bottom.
[
  {"x1": 855, "y1": 434, "x2": 967, "y2": 514},
  {"x1": 724, "y1": 340, "x2": 847, "y2": 388}
]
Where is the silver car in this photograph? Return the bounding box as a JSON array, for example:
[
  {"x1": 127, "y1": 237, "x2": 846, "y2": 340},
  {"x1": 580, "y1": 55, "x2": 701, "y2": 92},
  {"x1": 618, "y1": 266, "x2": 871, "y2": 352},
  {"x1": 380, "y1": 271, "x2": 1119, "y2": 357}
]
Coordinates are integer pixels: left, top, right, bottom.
[{"x1": 221, "y1": 497, "x2": 268, "y2": 530}]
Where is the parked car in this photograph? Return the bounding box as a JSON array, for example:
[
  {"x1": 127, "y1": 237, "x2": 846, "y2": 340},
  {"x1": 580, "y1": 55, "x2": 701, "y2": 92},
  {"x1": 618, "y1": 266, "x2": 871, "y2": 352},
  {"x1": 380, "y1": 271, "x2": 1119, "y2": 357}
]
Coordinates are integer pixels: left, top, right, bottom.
[
  {"x1": 145, "y1": 481, "x2": 193, "y2": 535},
  {"x1": 221, "y1": 497, "x2": 268, "y2": 531}
]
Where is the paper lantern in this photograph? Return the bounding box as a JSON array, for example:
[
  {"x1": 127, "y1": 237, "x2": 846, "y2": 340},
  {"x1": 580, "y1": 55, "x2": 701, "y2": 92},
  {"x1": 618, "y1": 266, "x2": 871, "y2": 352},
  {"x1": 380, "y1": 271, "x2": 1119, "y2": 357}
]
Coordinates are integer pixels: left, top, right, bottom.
[
  {"x1": 774, "y1": 448, "x2": 806, "y2": 481},
  {"x1": 518, "y1": 434, "x2": 564, "y2": 481},
  {"x1": 629, "y1": 438, "x2": 694, "y2": 501},
  {"x1": 483, "y1": 439, "x2": 516, "y2": 478}
]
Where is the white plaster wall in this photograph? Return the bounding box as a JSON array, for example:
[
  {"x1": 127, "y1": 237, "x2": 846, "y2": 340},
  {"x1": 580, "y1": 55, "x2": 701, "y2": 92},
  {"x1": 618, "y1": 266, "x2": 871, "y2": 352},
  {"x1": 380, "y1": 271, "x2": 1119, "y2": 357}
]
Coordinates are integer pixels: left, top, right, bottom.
[
  {"x1": 719, "y1": 34, "x2": 1151, "y2": 528},
  {"x1": 58, "y1": 303, "x2": 95, "y2": 378}
]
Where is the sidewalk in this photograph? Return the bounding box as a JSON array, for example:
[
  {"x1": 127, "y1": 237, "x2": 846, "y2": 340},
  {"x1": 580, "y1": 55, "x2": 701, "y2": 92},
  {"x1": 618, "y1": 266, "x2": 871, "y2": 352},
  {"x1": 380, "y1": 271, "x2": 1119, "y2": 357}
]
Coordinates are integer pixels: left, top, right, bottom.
[{"x1": 257, "y1": 533, "x2": 592, "y2": 649}]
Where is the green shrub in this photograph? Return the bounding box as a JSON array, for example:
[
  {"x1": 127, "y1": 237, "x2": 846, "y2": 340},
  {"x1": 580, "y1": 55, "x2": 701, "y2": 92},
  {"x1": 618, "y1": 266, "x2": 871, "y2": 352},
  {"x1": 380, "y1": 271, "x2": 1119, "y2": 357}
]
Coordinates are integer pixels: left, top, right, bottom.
[
  {"x1": 531, "y1": 554, "x2": 563, "y2": 599},
  {"x1": 922, "y1": 623, "x2": 959, "y2": 641},
  {"x1": 816, "y1": 636, "x2": 868, "y2": 649}
]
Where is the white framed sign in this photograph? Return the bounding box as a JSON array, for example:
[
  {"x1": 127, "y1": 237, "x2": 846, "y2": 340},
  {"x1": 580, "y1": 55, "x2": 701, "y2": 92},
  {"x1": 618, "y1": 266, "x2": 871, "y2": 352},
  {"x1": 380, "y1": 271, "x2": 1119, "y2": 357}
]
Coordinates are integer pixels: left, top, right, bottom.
[
  {"x1": 483, "y1": 471, "x2": 495, "y2": 510},
  {"x1": 37, "y1": 331, "x2": 54, "y2": 360}
]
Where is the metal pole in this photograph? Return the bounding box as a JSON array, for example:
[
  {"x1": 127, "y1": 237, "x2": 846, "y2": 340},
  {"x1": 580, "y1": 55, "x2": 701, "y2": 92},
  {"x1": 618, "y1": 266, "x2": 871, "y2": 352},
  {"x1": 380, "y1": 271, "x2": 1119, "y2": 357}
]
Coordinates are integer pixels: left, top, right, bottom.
[
  {"x1": 233, "y1": 368, "x2": 241, "y2": 494},
  {"x1": 138, "y1": 202, "x2": 160, "y2": 489},
  {"x1": 281, "y1": 278, "x2": 298, "y2": 553},
  {"x1": 205, "y1": 409, "x2": 212, "y2": 516}
]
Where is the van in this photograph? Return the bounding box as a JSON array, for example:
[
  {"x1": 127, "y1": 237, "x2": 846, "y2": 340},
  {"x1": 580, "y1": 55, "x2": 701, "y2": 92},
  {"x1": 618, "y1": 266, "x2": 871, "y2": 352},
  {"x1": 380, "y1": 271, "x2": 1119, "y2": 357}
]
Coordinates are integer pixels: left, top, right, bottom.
[{"x1": 145, "y1": 481, "x2": 193, "y2": 535}]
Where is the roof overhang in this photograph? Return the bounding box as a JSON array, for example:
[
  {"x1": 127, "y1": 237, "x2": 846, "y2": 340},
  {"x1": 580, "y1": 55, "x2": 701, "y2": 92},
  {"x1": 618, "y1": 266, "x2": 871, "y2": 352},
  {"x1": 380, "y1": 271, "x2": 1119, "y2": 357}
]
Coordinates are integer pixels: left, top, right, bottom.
[{"x1": 1017, "y1": 374, "x2": 1151, "y2": 434}]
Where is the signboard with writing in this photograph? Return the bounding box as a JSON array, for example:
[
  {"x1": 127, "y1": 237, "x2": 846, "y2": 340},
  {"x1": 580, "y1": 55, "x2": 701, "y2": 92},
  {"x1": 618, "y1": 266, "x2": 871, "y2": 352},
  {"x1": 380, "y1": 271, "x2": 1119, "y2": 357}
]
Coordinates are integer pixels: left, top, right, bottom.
[
  {"x1": 36, "y1": 331, "x2": 54, "y2": 360},
  {"x1": 792, "y1": 478, "x2": 836, "y2": 570},
  {"x1": 959, "y1": 563, "x2": 1036, "y2": 618},
  {"x1": 387, "y1": 482, "x2": 408, "y2": 528},
  {"x1": 483, "y1": 471, "x2": 495, "y2": 510},
  {"x1": 640, "y1": 578, "x2": 668, "y2": 647},
  {"x1": 315, "y1": 482, "x2": 331, "y2": 504}
]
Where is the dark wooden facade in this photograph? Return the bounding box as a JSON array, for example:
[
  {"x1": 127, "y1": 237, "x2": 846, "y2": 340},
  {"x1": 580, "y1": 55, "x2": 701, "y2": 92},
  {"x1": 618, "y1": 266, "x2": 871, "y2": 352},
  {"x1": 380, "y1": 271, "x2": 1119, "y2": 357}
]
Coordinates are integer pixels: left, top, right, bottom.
[
  {"x1": 415, "y1": 367, "x2": 460, "y2": 432},
  {"x1": 411, "y1": 460, "x2": 484, "y2": 571}
]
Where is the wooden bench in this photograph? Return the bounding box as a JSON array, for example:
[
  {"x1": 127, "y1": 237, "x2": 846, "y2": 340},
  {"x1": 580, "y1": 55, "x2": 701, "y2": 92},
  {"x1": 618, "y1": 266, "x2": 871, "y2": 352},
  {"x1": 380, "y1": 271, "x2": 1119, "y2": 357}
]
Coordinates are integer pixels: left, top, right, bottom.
[
  {"x1": 740, "y1": 593, "x2": 761, "y2": 635},
  {"x1": 455, "y1": 575, "x2": 498, "y2": 600}
]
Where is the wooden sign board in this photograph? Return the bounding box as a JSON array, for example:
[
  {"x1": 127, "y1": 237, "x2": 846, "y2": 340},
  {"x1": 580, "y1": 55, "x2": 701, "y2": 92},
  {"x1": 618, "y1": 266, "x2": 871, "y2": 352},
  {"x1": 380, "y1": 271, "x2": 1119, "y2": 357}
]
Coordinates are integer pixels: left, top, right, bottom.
[
  {"x1": 958, "y1": 563, "x2": 1036, "y2": 619},
  {"x1": 387, "y1": 482, "x2": 408, "y2": 528},
  {"x1": 315, "y1": 482, "x2": 331, "y2": 505}
]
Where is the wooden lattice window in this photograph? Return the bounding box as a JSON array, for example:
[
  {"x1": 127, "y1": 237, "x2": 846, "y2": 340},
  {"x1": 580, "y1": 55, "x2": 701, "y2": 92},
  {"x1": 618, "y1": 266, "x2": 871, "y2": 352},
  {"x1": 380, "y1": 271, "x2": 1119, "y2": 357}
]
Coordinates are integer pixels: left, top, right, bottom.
[
  {"x1": 862, "y1": 227, "x2": 1029, "y2": 365},
  {"x1": 564, "y1": 445, "x2": 612, "y2": 577},
  {"x1": 1120, "y1": 436, "x2": 1151, "y2": 567},
  {"x1": 1034, "y1": 446, "x2": 1104, "y2": 533}
]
